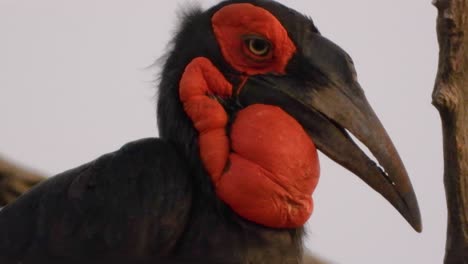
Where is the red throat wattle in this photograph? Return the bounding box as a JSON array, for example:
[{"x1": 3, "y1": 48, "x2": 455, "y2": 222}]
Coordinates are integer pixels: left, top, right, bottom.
[
  {"x1": 178, "y1": 3, "x2": 320, "y2": 228},
  {"x1": 179, "y1": 57, "x2": 320, "y2": 228}
]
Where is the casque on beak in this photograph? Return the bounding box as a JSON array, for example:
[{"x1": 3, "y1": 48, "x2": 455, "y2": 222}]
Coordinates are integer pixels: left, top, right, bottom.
[{"x1": 236, "y1": 33, "x2": 422, "y2": 232}]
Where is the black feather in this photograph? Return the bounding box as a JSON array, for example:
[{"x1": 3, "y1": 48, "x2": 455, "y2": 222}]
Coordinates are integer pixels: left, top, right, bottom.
[{"x1": 0, "y1": 1, "x2": 322, "y2": 262}]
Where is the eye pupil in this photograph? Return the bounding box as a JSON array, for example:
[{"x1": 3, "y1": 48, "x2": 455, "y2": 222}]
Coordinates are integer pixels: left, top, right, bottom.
[{"x1": 252, "y1": 39, "x2": 267, "y2": 51}]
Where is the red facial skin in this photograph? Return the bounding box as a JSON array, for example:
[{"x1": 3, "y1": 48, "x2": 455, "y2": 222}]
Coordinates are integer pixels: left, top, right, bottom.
[
  {"x1": 179, "y1": 4, "x2": 320, "y2": 228},
  {"x1": 212, "y1": 3, "x2": 296, "y2": 75}
]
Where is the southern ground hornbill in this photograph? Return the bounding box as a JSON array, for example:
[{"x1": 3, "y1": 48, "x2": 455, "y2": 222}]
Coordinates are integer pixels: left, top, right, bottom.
[{"x1": 0, "y1": 0, "x2": 422, "y2": 263}]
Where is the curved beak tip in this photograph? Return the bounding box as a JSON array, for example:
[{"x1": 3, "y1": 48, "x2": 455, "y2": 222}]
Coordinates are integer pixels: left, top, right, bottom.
[
  {"x1": 413, "y1": 217, "x2": 423, "y2": 233},
  {"x1": 402, "y1": 191, "x2": 423, "y2": 233},
  {"x1": 237, "y1": 74, "x2": 423, "y2": 233}
]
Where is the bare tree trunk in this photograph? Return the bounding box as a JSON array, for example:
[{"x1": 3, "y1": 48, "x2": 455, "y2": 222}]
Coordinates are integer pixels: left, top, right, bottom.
[{"x1": 433, "y1": 0, "x2": 468, "y2": 262}]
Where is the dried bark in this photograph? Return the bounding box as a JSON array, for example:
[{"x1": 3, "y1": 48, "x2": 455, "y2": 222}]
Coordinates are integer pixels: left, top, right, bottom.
[
  {"x1": 302, "y1": 252, "x2": 328, "y2": 264},
  {"x1": 0, "y1": 157, "x2": 45, "y2": 206},
  {"x1": 433, "y1": 0, "x2": 468, "y2": 262}
]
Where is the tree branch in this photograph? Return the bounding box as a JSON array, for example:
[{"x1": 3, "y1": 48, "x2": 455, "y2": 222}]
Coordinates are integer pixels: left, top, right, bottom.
[
  {"x1": 433, "y1": 0, "x2": 468, "y2": 262},
  {"x1": 0, "y1": 157, "x2": 45, "y2": 206}
]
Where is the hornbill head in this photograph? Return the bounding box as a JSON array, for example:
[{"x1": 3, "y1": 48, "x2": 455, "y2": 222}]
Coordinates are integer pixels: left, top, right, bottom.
[{"x1": 158, "y1": 0, "x2": 421, "y2": 232}]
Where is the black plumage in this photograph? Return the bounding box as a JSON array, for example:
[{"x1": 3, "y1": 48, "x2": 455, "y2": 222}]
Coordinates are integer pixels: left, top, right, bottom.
[
  {"x1": 0, "y1": 0, "x2": 421, "y2": 263},
  {"x1": 0, "y1": 2, "x2": 310, "y2": 263},
  {"x1": 0, "y1": 138, "x2": 302, "y2": 263}
]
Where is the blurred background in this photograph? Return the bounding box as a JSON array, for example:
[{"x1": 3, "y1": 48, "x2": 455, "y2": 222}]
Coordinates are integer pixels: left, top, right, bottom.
[{"x1": 0, "y1": 0, "x2": 444, "y2": 263}]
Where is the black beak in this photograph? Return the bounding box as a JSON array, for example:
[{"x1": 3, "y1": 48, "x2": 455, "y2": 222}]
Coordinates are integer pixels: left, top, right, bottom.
[{"x1": 236, "y1": 35, "x2": 422, "y2": 232}]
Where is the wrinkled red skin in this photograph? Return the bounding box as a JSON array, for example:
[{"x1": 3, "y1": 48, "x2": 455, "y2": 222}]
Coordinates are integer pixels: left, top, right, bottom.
[
  {"x1": 218, "y1": 105, "x2": 319, "y2": 228},
  {"x1": 179, "y1": 57, "x2": 232, "y2": 181},
  {"x1": 179, "y1": 58, "x2": 320, "y2": 228},
  {"x1": 178, "y1": 3, "x2": 320, "y2": 228}
]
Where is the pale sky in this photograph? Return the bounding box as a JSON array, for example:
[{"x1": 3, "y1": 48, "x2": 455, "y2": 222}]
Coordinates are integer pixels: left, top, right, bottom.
[{"x1": 0, "y1": 0, "x2": 444, "y2": 263}]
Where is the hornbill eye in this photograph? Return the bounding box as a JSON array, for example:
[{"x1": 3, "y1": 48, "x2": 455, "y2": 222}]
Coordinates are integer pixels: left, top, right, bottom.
[{"x1": 243, "y1": 35, "x2": 272, "y2": 58}]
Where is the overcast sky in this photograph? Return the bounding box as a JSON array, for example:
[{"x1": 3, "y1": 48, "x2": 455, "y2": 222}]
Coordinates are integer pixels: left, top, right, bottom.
[{"x1": 0, "y1": 0, "x2": 444, "y2": 263}]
